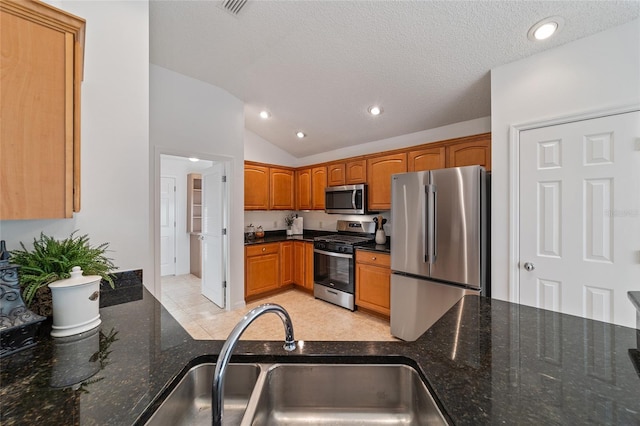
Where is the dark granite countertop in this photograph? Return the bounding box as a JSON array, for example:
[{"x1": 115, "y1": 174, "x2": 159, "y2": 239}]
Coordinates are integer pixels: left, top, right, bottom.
[
  {"x1": 244, "y1": 230, "x2": 331, "y2": 245},
  {"x1": 1, "y1": 289, "x2": 639, "y2": 425},
  {"x1": 356, "y1": 240, "x2": 391, "y2": 254}
]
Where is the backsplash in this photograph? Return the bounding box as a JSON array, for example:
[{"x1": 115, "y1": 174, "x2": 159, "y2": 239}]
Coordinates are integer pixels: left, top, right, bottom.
[{"x1": 244, "y1": 210, "x2": 391, "y2": 235}]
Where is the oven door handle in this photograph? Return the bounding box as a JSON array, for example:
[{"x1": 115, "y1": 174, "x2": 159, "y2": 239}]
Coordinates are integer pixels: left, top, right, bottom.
[{"x1": 314, "y1": 248, "x2": 353, "y2": 259}]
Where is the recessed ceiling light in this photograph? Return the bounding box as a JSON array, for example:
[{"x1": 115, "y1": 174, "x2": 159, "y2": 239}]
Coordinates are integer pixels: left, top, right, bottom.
[
  {"x1": 189, "y1": 157, "x2": 200, "y2": 162},
  {"x1": 368, "y1": 105, "x2": 383, "y2": 116},
  {"x1": 296, "y1": 131, "x2": 306, "y2": 139},
  {"x1": 528, "y1": 16, "x2": 564, "y2": 41},
  {"x1": 259, "y1": 110, "x2": 271, "y2": 119}
]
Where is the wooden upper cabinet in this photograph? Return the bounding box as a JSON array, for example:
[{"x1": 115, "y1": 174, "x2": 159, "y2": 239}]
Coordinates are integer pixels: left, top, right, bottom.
[
  {"x1": 446, "y1": 133, "x2": 491, "y2": 171},
  {"x1": 0, "y1": 0, "x2": 85, "y2": 220},
  {"x1": 407, "y1": 146, "x2": 446, "y2": 172},
  {"x1": 367, "y1": 153, "x2": 407, "y2": 211},
  {"x1": 295, "y1": 168, "x2": 312, "y2": 210},
  {"x1": 269, "y1": 167, "x2": 294, "y2": 210},
  {"x1": 345, "y1": 159, "x2": 367, "y2": 184},
  {"x1": 244, "y1": 163, "x2": 270, "y2": 210},
  {"x1": 327, "y1": 163, "x2": 345, "y2": 187},
  {"x1": 311, "y1": 166, "x2": 327, "y2": 210}
]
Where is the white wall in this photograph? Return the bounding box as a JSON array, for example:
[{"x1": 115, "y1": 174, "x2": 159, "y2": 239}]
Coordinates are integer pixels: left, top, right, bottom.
[
  {"x1": 0, "y1": 1, "x2": 150, "y2": 284},
  {"x1": 150, "y1": 65, "x2": 246, "y2": 310},
  {"x1": 160, "y1": 156, "x2": 213, "y2": 276},
  {"x1": 245, "y1": 130, "x2": 297, "y2": 166},
  {"x1": 490, "y1": 19, "x2": 640, "y2": 301}
]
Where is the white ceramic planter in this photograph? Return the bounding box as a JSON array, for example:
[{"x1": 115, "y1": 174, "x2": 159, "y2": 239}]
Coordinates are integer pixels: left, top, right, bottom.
[{"x1": 48, "y1": 266, "x2": 101, "y2": 338}]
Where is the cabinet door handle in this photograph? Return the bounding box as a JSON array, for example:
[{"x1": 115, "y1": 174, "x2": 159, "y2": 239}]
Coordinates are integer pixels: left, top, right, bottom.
[
  {"x1": 372, "y1": 257, "x2": 376, "y2": 260},
  {"x1": 262, "y1": 247, "x2": 266, "y2": 252}
]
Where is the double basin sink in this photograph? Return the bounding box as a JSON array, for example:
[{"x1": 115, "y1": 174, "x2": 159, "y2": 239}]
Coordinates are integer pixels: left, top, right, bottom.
[{"x1": 144, "y1": 361, "x2": 448, "y2": 425}]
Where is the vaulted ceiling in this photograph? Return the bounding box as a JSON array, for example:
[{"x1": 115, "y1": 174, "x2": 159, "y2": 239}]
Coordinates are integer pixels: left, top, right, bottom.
[{"x1": 150, "y1": 1, "x2": 639, "y2": 157}]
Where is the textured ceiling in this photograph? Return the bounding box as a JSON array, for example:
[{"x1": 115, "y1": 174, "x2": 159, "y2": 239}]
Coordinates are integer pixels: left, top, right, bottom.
[{"x1": 150, "y1": 1, "x2": 639, "y2": 158}]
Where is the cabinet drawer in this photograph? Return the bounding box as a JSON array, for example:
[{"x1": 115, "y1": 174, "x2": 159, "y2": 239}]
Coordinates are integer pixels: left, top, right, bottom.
[
  {"x1": 246, "y1": 243, "x2": 279, "y2": 257},
  {"x1": 355, "y1": 251, "x2": 390, "y2": 267}
]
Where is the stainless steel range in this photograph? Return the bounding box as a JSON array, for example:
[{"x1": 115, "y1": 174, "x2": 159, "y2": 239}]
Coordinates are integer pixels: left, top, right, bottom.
[{"x1": 313, "y1": 220, "x2": 375, "y2": 310}]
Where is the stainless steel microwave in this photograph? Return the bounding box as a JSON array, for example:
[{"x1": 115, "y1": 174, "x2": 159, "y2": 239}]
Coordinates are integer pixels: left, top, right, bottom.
[{"x1": 325, "y1": 184, "x2": 368, "y2": 214}]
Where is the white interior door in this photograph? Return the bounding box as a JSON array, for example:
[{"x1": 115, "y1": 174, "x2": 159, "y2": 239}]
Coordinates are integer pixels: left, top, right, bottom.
[
  {"x1": 519, "y1": 111, "x2": 640, "y2": 328},
  {"x1": 201, "y1": 162, "x2": 226, "y2": 308},
  {"x1": 160, "y1": 177, "x2": 176, "y2": 276}
]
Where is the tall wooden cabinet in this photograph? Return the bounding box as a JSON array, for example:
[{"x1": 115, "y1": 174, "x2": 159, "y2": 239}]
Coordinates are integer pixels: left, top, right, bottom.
[
  {"x1": 311, "y1": 167, "x2": 327, "y2": 210},
  {"x1": 244, "y1": 163, "x2": 270, "y2": 210},
  {"x1": 269, "y1": 167, "x2": 295, "y2": 210},
  {"x1": 0, "y1": 0, "x2": 85, "y2": 219},
  {"x1": 367, "y1": 153, "x2": 407, "y2": 211},
  {"x1": 295, "y1": 168, "x2": 312, "y2": 210}
]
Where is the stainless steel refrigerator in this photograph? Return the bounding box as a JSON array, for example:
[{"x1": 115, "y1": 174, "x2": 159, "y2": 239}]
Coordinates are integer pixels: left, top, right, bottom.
[{"x1": 390, "y1": 165, "x2": 489, "y2": 341}]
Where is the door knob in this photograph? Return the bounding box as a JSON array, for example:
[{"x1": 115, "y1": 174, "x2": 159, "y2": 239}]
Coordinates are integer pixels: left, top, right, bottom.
[{"x1": 523, "y1": 262, "x2": 535, "y2": 271}]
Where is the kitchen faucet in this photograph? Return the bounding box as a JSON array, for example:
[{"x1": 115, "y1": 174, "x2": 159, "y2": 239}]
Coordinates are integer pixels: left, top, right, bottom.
[{"x1": 212, "y1": 303, "x2": 296, "y2": 425}]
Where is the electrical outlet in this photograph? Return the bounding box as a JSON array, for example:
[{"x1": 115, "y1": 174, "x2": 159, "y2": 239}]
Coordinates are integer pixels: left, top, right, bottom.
[
  {"x1": 274, "y1": 221, "x2": 277, "y2": 228},
  {"x1": 319, "y1": 221, "x2": 323, "y2": 229}
]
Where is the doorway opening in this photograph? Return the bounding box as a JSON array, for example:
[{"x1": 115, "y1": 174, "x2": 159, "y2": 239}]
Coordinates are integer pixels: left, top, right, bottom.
[{"x1": 158, "y1": 153, "x2": 229, "y2": 313}]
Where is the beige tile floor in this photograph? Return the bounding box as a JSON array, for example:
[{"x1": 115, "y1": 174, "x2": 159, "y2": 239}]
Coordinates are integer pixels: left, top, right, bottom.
[{"x1": 161, "y1": 274, "x2": 398, "y2": 342}]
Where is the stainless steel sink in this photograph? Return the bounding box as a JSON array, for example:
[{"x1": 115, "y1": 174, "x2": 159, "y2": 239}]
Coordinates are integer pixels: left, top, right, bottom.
[
  {"x1": 246, "y1": 364, "x2": 447, "y2": 426},
  {"x1": 144, "y1": 363, "x2": 447, "y2": 426},
  {"x1": 145, "y1": 363, "x2": 260, "y2": 426}
]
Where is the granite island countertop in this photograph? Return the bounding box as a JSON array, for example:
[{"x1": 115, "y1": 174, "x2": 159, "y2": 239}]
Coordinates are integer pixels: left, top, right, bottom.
[{"x1": 1, "y1": 289, "x2": 639, "y2": 425}]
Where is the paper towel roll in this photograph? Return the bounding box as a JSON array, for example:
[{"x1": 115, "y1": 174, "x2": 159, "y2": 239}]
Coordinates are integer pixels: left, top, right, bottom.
[{"x1": 292, "y1": 217, "x2": 303, "y2": 235}]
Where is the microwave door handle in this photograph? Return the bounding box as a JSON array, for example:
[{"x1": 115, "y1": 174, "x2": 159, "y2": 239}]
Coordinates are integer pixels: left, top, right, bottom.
[{"x1": 352, "y1": 190, "x2": 357, "y2": 210}]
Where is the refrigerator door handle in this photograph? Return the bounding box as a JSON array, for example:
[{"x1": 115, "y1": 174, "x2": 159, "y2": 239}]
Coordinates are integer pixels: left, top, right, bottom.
[
  {"x1": 423, "y1": 185, "x2": 429, "y2": 263},
  {"x1": 432, "y1": 186, "x2": 437, "y2": 262},
  {"x1": 426, "y1": 184, "x2": 436, "y2": 264}
]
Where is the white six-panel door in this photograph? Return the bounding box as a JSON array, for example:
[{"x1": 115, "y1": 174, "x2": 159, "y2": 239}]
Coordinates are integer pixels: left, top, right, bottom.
[
  {"x1": 201, "y1": 162, "x2": 226, "y2": 309},
  {"x1": 519, "y1": 111, "x2": 640, "y2": 328}
]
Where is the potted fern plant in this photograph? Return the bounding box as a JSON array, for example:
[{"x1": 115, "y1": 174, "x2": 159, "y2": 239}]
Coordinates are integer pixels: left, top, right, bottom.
[{"x1": 10, "y1": 232, "x2": 116, "y2": 317}]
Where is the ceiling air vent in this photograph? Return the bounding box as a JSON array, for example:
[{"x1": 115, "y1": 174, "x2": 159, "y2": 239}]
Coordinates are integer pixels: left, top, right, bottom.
[{"x1": 220, "y1": 0, "x2": 248, "y2": 16}]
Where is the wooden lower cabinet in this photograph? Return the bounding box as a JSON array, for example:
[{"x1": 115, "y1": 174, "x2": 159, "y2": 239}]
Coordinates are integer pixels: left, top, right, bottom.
[
  {"x1": 293, "y1": 241, "x2": 314, "y2": 290},
  {"x1": 245, "y1": 243, "x2": 280, "y2": 298},
  {"x1": 245, "y1": 241, "x2": 313, "y2": 300},
  {"x1": 280, "y1": 241, "x2": 294, "y2": 285},
  {"x1": 304, "y1": 242, "x2": 314, "y2": 290},
  {"x1": 355, "y1": 251, "x2": 391, "y2": 317}
]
